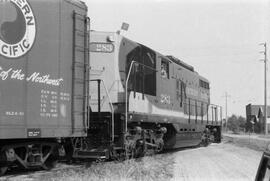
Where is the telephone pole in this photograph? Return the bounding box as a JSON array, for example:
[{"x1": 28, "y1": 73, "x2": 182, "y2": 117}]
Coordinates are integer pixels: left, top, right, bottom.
[
  {"x1": 223, "y1": 92, "x2": 231, "y2": 132},
  {"x1": 260, "y1": 42, "x2": 268, "y2": 135}
]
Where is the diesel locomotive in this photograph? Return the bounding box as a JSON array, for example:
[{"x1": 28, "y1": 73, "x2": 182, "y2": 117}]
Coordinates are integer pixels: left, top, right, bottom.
[
  {"x1": 88, "y1": 31, "x2": 222, "y2": 158},
  {"x1": 0, "y1": 0, "x2": 222, "y2": 175}
]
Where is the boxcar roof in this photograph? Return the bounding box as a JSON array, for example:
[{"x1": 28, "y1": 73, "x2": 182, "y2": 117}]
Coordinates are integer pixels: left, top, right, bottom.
[{"x1": 64, "y1": 0, "x2": 87, "y2": 10}]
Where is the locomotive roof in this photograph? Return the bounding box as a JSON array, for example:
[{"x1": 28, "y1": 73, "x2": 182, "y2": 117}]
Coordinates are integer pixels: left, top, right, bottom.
[
  {"x1": 90, "y1": 31, "x2": 210, "y2": 83},
  {"x1": 166, "y1": 55, "x2": 194, "y2": 72},
  {"x1": 117, "y1": 33, "x2": 210, "y2": 82}
]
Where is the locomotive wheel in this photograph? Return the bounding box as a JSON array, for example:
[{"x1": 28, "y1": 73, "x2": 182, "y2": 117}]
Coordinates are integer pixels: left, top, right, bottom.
[
  {"x1": 200, "y1": 139, "x2": 209, "y2": 147},
  {"x1": 156, "y1": 142, "x2": 164, "y2": 153},
  {"x1": 134, "y1": 144, "x2": 144, "y2": 158},
  {"x1": 0, "y1": 167, "x2": 8, "y2": 176},
  {"x1": 0, "y1": 150, "x2": 8, "y2": 175},
  {"x1": 116, "y1": 151, "x2": 126, "y2": 162},
  {"x1": 125, "y1": 147, "x2": 135, "y2": 160}
]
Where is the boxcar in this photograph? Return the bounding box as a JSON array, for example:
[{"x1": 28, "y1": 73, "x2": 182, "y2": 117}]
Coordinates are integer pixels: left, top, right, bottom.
[{"x1": 0, "y1": 0, "x2": 89, "y2": 173}]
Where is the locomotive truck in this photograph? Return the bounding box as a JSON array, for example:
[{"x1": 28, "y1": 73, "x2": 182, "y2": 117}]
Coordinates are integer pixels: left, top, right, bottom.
[{"x1": 0, "y1": 0, "x2": 222, "y2": 174}]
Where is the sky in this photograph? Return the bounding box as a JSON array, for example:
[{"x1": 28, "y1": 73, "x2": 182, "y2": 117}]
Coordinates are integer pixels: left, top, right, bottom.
[{"x1": 85, "y1": 0, "x2": 269, "y2": 117}]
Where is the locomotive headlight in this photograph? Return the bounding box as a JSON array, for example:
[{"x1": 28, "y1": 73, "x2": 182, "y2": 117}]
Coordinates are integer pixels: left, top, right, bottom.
[{"x1": 107, "y1": 35, "x2": 115, "y2": 42}]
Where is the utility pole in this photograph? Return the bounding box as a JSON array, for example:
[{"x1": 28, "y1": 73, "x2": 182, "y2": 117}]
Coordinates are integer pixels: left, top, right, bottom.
[
  {"x1": 260, "y1": 42, "x2": 268, "y2": 135},
  {"x1": 223, "y1": 92, "x2": 231, "y2": 132}
]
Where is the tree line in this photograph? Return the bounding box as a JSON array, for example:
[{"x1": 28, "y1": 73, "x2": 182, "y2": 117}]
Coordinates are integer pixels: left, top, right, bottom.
[{"x1": 225, "y1": 114, "x2": 246, "y2": 133}]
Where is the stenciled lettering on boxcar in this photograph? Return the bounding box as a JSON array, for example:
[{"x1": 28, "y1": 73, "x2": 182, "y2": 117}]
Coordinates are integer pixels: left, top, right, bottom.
[
  {"x1": 39, "y1": 90, "x2": 70, "y2": 118},
  {"x1": 40, "y1": 90, "x2": 58, "y2": 118},
  {"x1": 0, "y1": 66, "x2": 63, "y2": 86},
  {"x1": 26, "y1": 72, "x2": 63, "y2": 86},
  {"x1": 0, "y1": 0, "x2": 36, "y2": 58},
  {"x1": 27, "y1": 128, "x2": 41, "y2": 138}
]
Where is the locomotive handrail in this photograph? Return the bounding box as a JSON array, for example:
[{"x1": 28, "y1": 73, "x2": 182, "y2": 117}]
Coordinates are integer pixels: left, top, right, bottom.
[
  {"x1": 125, "y1": 61, "x2": 136, "y2": 133},
  {"x1": 183, "y1": 97, "x2": 222, "y2": 125},
  {"x1": 90, "y1": 79, "x2": 115, "y2": 142},
  {"x1": 96, "y1": 80, "x2": 122, "y2": 110},
  {"x1": 101, "y1": 80, "x2": 115, "y2": 142},
  {"x1": 96, "y1": 80, "x2": 122, "y2": 108},
  {"x1": 125, "y1": 61, "x2": 157, "y2": 133}
]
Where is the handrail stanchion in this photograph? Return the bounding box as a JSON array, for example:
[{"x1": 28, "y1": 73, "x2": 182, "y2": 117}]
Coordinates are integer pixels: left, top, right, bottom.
[
  {"x1": 125, "y1": 61, "x2": 136, "y2": 133},
  {"x1": 188, "y1": 98, "x2": 191, "y2": 123},
  {"x1": 98, "y1": 80, "x2": 101, "y2": 114},
  {"x1": 220, "y1": 106, "x2": 223, "y2": 126},
  {"x1": 125, "y1": 61, "x2": 157, "y2": 133},
  {"x1": 101, "y1": 80, "x2": 115, "y2": 142}
]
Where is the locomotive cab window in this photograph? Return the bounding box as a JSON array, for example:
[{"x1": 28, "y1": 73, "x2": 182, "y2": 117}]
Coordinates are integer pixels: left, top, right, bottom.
[
  {"x1": 126, "y1": 45, "x2": 156, "y2": 96},
  {"x1": 161, "y1": 60, "x2": 169, "y2": 79},
  {"x1": 142, "y1": 46, "x2": 156, "y2": 96},
  {"x1": 126, "y1": 46, "x2": 142, "y2": 93},
  {"x1": 199, "y1": 80, "x2": 209, "y2": 89}
]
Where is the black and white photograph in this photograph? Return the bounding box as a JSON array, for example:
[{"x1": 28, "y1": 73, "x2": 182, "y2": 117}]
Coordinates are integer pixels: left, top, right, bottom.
[{"x1": 0, "y1": 0, "x2": 269, "y2": 180}]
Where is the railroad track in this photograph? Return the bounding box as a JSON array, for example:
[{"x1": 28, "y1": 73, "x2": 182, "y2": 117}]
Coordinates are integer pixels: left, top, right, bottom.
[
  {"x1": 0, "y1": 163, "x2": 84, "y2": 181},
  {"x1": 0, "y1": 143, "x2": 210, "y2": 180},
  {"x1": 0, "y1": 142, "x2": 262, "y2": 181}
]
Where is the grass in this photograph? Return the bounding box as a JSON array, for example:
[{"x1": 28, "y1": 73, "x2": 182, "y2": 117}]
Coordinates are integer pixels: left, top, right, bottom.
[{"x1": 31, "y1": 154, "x2": 174, "y2": 181}]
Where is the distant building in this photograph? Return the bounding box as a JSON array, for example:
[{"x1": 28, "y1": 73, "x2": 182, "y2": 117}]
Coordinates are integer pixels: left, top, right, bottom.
[{"x1": 246, "y1": 104, "x2": 270, "y2": 133}]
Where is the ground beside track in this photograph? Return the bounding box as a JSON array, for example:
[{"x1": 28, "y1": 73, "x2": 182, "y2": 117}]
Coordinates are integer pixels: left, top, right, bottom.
[
  {"x1": 0, "y1": 139, "x2": 263, "y2": 181},
  {"x1": 223, "y1": 133, "x2": 270, "y2": 151},
  {"x1": 173, "y1": 142, "x2": 261, "y2": 181}
]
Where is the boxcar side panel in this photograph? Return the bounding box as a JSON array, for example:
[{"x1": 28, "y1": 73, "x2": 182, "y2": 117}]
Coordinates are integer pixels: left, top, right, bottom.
[{"x1": 0, "y1": 0, "x2": 87, "y2": 139}]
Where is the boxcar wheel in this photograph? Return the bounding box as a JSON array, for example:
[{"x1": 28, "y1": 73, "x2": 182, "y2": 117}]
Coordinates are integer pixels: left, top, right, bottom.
[
  {"x1": 41, "y1": 144, "x2": 59, "y2": 170},
  {"x1": 0, "y1": 167, "x2": 8, "y2": 176},
  {"x1": 43, "y1": 155, "x2": 58, "y2": 170}
]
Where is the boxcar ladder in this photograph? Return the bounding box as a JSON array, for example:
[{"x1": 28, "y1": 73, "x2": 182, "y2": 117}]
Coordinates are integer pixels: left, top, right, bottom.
[{"x1": 71, "y1": 11, "x2": 90, "y2": 133}]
